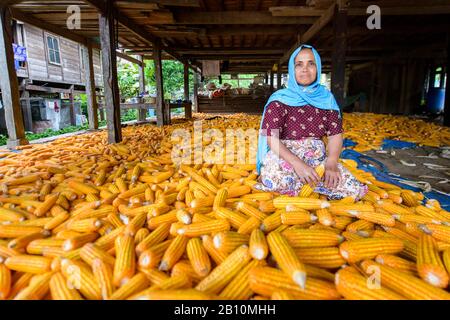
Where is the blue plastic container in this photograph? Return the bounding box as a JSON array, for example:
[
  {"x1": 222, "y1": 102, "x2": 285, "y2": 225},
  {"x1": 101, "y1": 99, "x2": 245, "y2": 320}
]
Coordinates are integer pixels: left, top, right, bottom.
[{"x1": 426, "y1": 88, "x2": 445, "y2": 113}]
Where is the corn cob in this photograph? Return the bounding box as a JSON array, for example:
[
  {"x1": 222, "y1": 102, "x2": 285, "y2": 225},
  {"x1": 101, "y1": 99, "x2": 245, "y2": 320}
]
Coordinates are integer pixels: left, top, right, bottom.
[
  {"x1": 0, "y1": 262, "x2": 11, "y2": 300},
  {"x1": 129, "y1": 288, "x2": 213, "y2": 300},
  {"x1": 7, "y1": 230, "x2": 50, "y2": 251},
  {"x1": 249, "y1": 229, "x2": 268, "y2": 260},
  {"x1": 213, "y1": 231, "x2": 249, "y2": 254},
  {"x1": 273, "y1": 196, "x2": 330, "y2": 210},
  {"x1": 60, "y1": 258, "x2": 101, "y2": 300},
  {"x1": 159, "y1": 235, "x2": 188, "y2": 271},
  {"x1": 92, "y1": 258, "x2": 114, "y2": 300},
  {"x1": 339, "y1": 238, "x2": 404, "y2": 263},
  {"x1": 201, "y1": 235, "x2": 227, "y2": 265},
  {"x1": 214, "y1": 207, "x2": 247, "y2": 230},
  {"x1": 63, "y1": 233, "x2": 99, "y2": 252},
  {"x1": 13, "y1": 271, "x2": 54, "y2": 300},
  {"x1": 110, "y1": 273, "x2": 149, "y2": 300},
  {"x1": 280, "y1": 210, "x2": 317, "y2": 225},
  {"x1": 360, "y1": 260, "x2": 450, "y2": 300},
  {"x1": 267, "y1": 232, "x2": 306, "y2": 289},
  {"x1": 219, "y1": 259, "x2": 263, "y2": 300},
  {"x1": 416, "y1": 234, "x2": 449, "y2": 288},
  {"x1": 0, "y1": 225, "x2": 43, "y2": 238},
  {"x1": 135, "y1": 223, "x2": 170, "y2": 255},
  {"x1": 375, "y1": 254, "x2": 417, "y2": 275},
  {"x1": 5, "y1": 255, "x2": 52, "y2": 274},
  {"x1": 80, "y1": 243, "x2": 115, "y2": 267},
  {"x1": 49, "y1": 272, "x2": 83, "y2": 300},
  {"x1": 298, "y1": 164, "x2": 325, "y2": 197},
  {"x1": 186, "y1": 238, "x2": 211, "y2": 277},
  {"x1": 281, "y1": 229, "x2": 344, "y2": 248},
  {"x1": 195, "y1": 245, "x2": 251, "y2": 294},
  {"x1": 171, "y1": 260, "x2": 205, "y2": 283},
  {"x1": 113, "y1": 233, "x2": 136, "y2": 287},
  {"x1": 293, "y1": 247, "x2": 346, "y2": 269},
  {"x1": 138, "y1": 240, "x2": 172, "y2": 269},
  {"x1": 419, "y1": 224, "x2": 450, "y2": 243},
  {"x1": 176, "y1": 219, "x2": 230, "y2": 237},
  {"x1": 335, "y1": 266, "x2": 405, "y2": 300},
  {"x1": 249, "y1": 266, "x2": 341, "y2": 300}
]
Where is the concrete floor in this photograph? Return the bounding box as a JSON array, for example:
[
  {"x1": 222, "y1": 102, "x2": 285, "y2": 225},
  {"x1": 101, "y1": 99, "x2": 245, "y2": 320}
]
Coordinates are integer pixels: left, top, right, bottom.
[{"x1": 365, "y1": 147, "x2": 450, "y2": 194}]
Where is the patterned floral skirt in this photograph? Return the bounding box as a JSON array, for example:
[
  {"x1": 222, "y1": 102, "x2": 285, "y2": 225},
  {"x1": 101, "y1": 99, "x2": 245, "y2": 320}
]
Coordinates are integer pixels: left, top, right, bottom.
[{"x1": 255, "y1": 138, "x2": 368, "y2": 200}]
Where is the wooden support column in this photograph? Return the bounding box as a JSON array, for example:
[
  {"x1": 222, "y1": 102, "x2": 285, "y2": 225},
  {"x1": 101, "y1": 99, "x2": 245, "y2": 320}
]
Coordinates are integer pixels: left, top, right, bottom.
[
  {"x1": 265, "y1": 72, "x2": 269, "y2": 84},
  {"x1": 154, "y1": 39, "x2": 167, "y2": 126},
  {"x1": 99, "y1": 4, "x2": 122, "y2": 143},
  {"x1": 277, "y1": 66, "x2": 282, "y2": 89},
  {"x1": 83, "y1": 44, "x2": 99, "y2": 130},
  {"x1": 444, "y1": 35, "x2": 450, "y2": 127},
  {"x1": 137, "y1": 55, "x2": 147, "y2": 122},
  {"x1": 331, "y1": 3, "x2": 348, "y2": 110},
  {"x1": 183, "y1": 62, "x2": 192, "y2": 119},
  {"x1": 0, "y1": 6, "x2": 27, "y2": 148},
  {"x1": 69, "y1": 85, "x2": 76, "y2": 126},
  {"x1": 20, "y1": 90, "x2": 33, "y2": 132},
  {"x1": 193, "y1": 71, "x2": 199, "y2": 113},
  {"x1": 270, "y1": 71, "x2": 274, "y2": 91}
]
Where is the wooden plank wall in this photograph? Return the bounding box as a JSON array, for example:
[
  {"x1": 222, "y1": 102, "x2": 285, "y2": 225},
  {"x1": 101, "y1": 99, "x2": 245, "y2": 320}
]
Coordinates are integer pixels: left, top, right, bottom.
[{"x1": 22, "y1": 23, "x2": 102, "y2": 86}]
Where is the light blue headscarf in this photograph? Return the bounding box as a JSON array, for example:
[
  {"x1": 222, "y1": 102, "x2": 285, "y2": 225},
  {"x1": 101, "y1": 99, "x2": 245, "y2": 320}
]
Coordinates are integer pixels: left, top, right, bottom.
[{"x1": 256, "y1": 44, "x2": 341, "y2": 174}]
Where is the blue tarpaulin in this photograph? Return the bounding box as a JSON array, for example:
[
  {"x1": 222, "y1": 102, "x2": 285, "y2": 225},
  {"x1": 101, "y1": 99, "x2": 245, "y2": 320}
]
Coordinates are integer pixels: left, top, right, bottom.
[
  {"x1": 381, "y1": 139, "x2": 417, "y2": 150},
  {"x1": 341, "y1": 149, "x2": 450, "y2": 209}
]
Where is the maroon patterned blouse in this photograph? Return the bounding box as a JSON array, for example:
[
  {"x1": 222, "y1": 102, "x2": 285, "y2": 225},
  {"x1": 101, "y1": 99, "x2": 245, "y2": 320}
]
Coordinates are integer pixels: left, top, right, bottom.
[{"x1": 261, "y1": 101, "x2": 343, "y2": 140}]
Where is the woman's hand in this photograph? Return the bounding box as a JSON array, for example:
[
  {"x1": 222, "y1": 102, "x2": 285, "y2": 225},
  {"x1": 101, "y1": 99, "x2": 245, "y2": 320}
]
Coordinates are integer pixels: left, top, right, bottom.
[
  {"x1": 324, "y1": 159, "x2": 342, "y2": 188},
  {"x1": 293, "y1": 159, "x2": 320, "y2": 185}
]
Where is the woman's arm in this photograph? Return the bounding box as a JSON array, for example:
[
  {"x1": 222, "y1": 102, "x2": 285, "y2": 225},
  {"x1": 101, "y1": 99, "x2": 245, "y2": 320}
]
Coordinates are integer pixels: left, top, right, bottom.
[
  {"x1": 267, "y1": 135, "x2": 319, "y2": 185},
  {"x1": 324, "y1": 133, "x2": 343, "y2": 188}
]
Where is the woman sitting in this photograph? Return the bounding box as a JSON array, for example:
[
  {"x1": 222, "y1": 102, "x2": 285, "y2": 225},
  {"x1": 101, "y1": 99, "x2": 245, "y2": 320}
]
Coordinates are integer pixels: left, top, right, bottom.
[{"x1": 255, "y1": 45, "x2": 368, "y2": 200}]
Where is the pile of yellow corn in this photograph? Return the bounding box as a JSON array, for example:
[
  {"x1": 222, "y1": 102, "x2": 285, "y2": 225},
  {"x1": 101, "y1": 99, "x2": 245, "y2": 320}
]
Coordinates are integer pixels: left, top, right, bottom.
[
  {"x1": 343, "y1": 113, "x2": 450, "y2": 151},
  {"x1": 0, "y1": 113, "x2": 449, "y2": 300}
]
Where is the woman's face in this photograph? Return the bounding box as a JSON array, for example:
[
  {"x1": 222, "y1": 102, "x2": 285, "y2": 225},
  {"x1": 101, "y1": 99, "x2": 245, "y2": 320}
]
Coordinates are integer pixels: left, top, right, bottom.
[{"x1": 294, "y1": 48, "x2": 317, "y2": 86}]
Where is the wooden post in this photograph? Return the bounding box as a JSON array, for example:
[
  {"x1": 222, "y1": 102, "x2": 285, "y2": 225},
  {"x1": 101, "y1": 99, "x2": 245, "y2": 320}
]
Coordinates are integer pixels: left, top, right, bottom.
[
  {"x1": 269, "y1": 71, "x2": 274, "y2": 91},
  {"x1": 20, "y1": 90, "x2": 33, "y2": 132},
  {"x1": 69, "y1": 85, "x2": 76, "y2": 126},
  {"x1": 277, "y1": 67, "x2": 282, "y2": 89},
  {"x1": 331, "y1": 3, "x2": 347, "y2": 111},
  {"x1": 183, "y1": 62, "x2": 192, "y2": 119},
  {"x1": 137, "y1": 55, "x2": 147, "y2": 122},
  {"x1": 99, "y1": 4, "x2": 122, "y2": 143},
  {"x1": 0, "y1": 6, "x2": 27, "y2": 148},
  {"x1": 154, "y1": 39, "x2": 166, "y2": 126},
  {"x1": 83, "y1": 44, "x2": 98, "y2": 130},
  {"x1": 193, "y1": 71, "x2": 199, "y2": 113},
  {"x1": 265, "y1": 72, "x2": 269, "y2": 84},
  {"x1": 444, "y1": 36, "x2": 450, "y2": 127}
]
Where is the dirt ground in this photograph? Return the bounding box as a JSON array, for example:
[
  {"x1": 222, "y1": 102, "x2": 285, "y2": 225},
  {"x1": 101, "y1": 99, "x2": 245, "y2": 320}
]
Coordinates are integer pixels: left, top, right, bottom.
[{"x1": 364, "y1": 146, "x2": 450, "y2": 194}]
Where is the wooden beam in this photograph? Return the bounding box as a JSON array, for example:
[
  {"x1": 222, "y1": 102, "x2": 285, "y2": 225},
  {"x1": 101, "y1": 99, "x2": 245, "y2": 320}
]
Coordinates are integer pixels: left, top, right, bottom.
[
  {"x1": 20, "y1": 90, "x2": 33, "y2": 132},
  {"x1": 84, "y1": 43, "x2": 99, "y2": 130},
  {"x1": 85, "y1": 0, "x2": 186, "y2": 63},
  {"x1": 137, "y1": 55, "x2": 147, "y2": 122},
  {"x1": 154, "y1": 40, "x2": 166, "y2": 126},
  {"x1": 116, "y1": 0, "x2": 200, "y2": 7},
  {"x1": 99, "y1": 3, "x2": 122, "y2": 143},
  {"x1": 331, "y1": 3, "x2": 347, "y2": 110},
  {"x1": 269, "y1": 4, "x2": 450, "y2": 16},
  {"x1": 0, "y1": 6, "x2": 27, "y2": 148},
  {"x1": 280, "y1": 2, "x2": 335, "y2": 64},
  {"x1": 173, "y1": 11, "x2": 316, "y2": 24}
]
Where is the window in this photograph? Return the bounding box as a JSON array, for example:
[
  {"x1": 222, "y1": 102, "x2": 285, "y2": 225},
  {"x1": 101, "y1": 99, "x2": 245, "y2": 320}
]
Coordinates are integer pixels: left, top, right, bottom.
[
  {"x1": 46, "y1": 35, "x2": 61, "y2": 65},
  {"x1": 80, "y1": 46, "x2": 86, "y2": 70}
]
